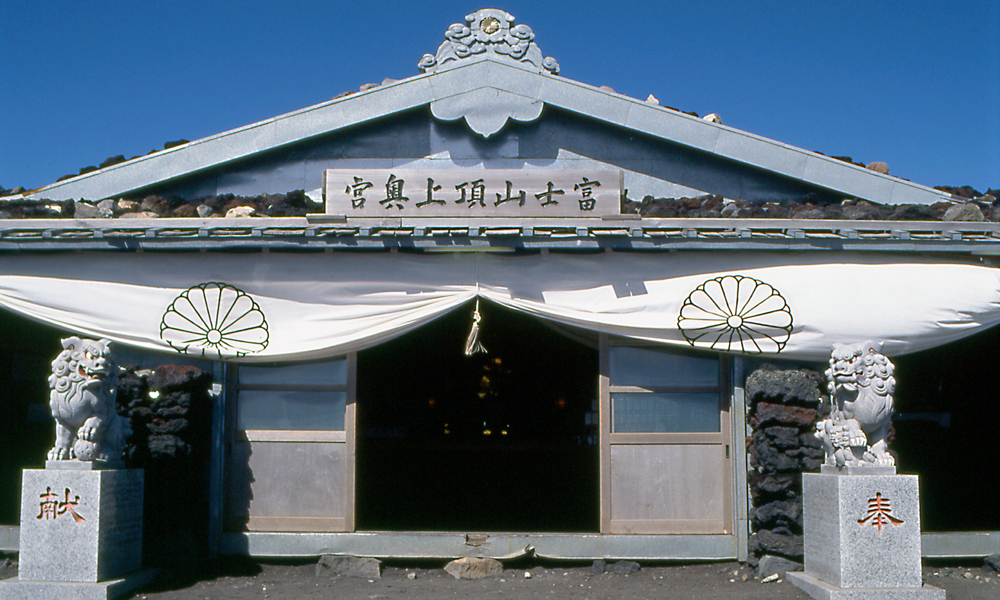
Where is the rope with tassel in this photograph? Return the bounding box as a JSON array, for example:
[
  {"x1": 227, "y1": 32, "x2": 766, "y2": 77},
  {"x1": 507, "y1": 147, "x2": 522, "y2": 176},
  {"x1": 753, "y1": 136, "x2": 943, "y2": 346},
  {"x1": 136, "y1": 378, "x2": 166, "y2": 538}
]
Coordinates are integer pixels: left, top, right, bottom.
[{"x1": 464, "y1": 298, "x2": 487, "y2": 355}]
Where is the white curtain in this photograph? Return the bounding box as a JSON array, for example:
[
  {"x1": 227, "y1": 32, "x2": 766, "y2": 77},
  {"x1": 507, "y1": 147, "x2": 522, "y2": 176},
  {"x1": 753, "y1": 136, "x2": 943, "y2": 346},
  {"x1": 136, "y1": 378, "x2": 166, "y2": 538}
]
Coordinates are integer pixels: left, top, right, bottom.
[{"x1": 1, "y1": 251, "x2": 998, "y2": 362}]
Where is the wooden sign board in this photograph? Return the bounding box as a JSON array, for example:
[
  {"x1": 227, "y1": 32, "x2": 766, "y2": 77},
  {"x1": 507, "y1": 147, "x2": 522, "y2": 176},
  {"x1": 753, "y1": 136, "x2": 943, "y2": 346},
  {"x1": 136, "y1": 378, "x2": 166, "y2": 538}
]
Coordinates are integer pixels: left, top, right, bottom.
[{"x1": 324, "y1": 169, "x2": 621, "y2": 217}]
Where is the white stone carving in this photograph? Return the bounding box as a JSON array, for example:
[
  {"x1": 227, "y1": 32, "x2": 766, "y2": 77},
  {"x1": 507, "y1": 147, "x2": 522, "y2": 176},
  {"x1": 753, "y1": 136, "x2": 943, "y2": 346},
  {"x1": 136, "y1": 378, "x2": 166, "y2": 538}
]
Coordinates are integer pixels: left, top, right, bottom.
[
  {"x1": 422, "y1": 9, "x2": 558, "y2": 138},
  {"x1": 419, "y1": 9, "x2": 559, "y2": 75},
  {"x1": 46, "y1": 337, "x2": 130, "y2": 463},
  {"x1": 816, "y1": 341, "x2": 895, "y2": 469}
]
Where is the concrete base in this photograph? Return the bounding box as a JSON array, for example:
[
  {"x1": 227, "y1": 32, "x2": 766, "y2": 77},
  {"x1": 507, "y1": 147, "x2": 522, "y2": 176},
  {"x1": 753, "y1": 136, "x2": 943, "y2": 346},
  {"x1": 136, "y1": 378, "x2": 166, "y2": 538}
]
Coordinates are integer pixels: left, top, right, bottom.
[
  {"x1": 0, "y1": 568, "x2": 157, "y2": 600},
  {"x1": 788, "y1": 571, "x2": 945, "y2": 600}
]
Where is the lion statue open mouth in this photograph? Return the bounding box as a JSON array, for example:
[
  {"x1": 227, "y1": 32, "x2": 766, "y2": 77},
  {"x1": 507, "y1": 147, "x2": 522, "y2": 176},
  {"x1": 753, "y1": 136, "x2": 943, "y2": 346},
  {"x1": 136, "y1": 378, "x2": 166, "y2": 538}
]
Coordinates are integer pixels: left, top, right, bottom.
[
  {"x1": 47, "y1": 337, "x2": 131, "y2": 462},
  {"x1": 816, "y1": 341, "x2": 895, "y2": 469}
]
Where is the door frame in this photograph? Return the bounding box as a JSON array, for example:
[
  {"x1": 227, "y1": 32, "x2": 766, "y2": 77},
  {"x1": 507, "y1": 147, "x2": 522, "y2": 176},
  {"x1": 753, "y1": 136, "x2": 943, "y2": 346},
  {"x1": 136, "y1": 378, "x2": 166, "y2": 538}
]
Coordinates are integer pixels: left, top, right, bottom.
[
  {"x1": 225, "y1": 353, "x2": 356, "y2": 533},
  {"x1": 599, "y1": 334, "x2": 734, "y2": 534}
]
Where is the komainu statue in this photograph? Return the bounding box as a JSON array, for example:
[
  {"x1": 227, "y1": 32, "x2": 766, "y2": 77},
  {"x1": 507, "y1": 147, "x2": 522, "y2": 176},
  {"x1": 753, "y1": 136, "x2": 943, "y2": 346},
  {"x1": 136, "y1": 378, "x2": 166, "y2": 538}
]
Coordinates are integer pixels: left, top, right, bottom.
[
  {"x1": 816, "y1": 341, "x2": 895, "y2": 469},
  {"x1": 46, "y1": 337, "x2": 130, "y2": 462}
]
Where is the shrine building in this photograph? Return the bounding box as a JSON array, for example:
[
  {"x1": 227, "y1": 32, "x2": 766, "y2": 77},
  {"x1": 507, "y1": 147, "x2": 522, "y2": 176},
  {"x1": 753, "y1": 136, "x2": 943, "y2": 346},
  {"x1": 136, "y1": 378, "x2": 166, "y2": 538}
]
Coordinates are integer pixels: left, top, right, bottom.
[{"x1": 1, "y1": 8, "x2": 998, "y2": 562}]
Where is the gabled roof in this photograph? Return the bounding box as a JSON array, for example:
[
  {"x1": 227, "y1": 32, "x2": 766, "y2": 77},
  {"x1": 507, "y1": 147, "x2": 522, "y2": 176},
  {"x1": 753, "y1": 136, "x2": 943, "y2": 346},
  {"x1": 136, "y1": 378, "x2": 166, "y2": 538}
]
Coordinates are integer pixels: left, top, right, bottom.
[{"x1": 26, "y1": 8, "x2": 953, "y2": 207}]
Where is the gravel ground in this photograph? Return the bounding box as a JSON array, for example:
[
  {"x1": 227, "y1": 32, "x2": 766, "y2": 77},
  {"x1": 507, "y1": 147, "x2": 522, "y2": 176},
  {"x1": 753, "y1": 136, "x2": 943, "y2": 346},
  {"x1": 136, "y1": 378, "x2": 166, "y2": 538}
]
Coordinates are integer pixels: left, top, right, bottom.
[{"x1": 6, "y1": 555, "x2": 996, "y2": 600}]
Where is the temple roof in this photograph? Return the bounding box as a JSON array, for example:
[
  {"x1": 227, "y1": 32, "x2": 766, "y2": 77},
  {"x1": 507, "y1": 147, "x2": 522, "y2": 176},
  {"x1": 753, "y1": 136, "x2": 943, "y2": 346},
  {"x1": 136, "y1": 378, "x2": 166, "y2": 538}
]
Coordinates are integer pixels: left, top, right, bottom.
[{"x1": 18, "y1": 9, "x2": 955, "y2": 207}]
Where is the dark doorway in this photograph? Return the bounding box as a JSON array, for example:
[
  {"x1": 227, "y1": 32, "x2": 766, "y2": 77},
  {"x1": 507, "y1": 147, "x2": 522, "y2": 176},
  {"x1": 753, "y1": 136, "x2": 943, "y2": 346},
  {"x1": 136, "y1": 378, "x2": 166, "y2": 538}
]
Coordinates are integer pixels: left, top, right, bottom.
[
  {"x1": 356, "y1": 300, "x2": 599, "y2": 532},
  {"x1": 892, "y1": 324, "x2": 1000, "y2": 532},
  {"x1": 0, "y1": 310, "x2": 66, "y2": 525}
]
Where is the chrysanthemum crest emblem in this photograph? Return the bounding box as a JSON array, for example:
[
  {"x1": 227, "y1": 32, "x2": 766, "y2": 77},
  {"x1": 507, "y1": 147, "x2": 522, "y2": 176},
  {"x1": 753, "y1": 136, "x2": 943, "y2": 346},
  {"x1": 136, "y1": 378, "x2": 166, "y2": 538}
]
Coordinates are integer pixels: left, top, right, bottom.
[
  {"x1": 678, "y1": 275, "x2": 792, "y2": 354},
  {"x1": 160, "y1": 282, "x2": 268, "y2": 358}
]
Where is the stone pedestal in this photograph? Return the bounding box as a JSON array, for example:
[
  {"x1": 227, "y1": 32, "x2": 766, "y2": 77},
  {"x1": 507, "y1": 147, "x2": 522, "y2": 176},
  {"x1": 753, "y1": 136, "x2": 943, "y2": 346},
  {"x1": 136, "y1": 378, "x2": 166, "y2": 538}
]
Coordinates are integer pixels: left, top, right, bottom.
[
  {"x1": 787, "y1": 472, "x2": 945, "y2": 600},
  {"x1": 0, "y1": 468, "x2": 156, "y2": 600}
]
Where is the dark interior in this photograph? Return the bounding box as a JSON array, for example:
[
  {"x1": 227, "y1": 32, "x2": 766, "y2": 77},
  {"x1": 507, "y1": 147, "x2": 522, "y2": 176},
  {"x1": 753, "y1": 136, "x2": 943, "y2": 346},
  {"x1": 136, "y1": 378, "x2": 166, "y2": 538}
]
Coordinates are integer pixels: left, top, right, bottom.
[
  {"x1": 0, "y1": 311, "x2": 65, "y2": 524},
  {"x1": 3, "y1": 306, "x2": 997, "y2": 534},
  {"x1": 892, "y1": 324, "x2": 1000, "y2": 532},
  {"x1": 355, "y1": 299, "x2": 600, "y2": 532}
]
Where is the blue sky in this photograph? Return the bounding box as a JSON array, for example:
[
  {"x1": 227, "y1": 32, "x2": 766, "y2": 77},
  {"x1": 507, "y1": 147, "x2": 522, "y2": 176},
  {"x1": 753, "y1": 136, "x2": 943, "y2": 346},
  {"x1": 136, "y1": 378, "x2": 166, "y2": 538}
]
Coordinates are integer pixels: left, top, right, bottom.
[{"x1": 2, "y1": 1, "x2": 998, "y2": 195}]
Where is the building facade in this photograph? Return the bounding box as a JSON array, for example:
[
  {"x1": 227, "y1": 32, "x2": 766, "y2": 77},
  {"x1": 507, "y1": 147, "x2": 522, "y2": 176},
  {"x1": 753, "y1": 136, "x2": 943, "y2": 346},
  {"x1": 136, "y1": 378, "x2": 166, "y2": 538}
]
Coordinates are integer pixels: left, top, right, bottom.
[{"x1": 2, "y1": 9, "x2": 998, "y2": 561}]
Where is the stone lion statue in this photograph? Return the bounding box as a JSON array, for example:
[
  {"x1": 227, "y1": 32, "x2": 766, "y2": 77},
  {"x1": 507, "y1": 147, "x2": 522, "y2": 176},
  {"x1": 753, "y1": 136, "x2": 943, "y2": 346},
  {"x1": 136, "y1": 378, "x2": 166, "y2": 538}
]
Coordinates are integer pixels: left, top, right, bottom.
[
  {"x1": 816, "y1": 341, "x2": 895, "y2": 468},
  {"x1": 47, "y1": 337, "x2": 130, "y2": 462}
]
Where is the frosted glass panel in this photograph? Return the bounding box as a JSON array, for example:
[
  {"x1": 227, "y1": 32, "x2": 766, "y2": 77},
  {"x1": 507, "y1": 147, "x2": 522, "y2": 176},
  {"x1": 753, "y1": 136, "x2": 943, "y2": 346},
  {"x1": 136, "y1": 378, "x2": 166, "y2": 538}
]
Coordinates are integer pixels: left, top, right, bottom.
[
  {"x1": 612, "y1": 393, "x2": 720, "y2": 433},
  {"x1": 240, "y1": 359, "x2": 347, "y2": 386},
  {"x1": 238, "y1": 390, "x2": 346, "y2": 430},
  {"x1": 609, "y1": 347, "x2": 718, "y2": 387}
]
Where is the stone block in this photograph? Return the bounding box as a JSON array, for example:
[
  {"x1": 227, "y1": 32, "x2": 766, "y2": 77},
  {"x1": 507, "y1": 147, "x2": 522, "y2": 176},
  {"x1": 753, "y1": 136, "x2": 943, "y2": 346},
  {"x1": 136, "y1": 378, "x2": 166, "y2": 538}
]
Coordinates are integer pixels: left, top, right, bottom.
[
  {"x1": 757, "y1": 554, "x2": 801, "y2": 579},
  {"x1": 444, "y1": 557, "x2": 503, "y2": 579},
  {"x1": 800, "y1": 473, "x2": 922, "y2": 589},
  {"x1": 16, "y1": 469, "x2": 143, "y2": 583}
]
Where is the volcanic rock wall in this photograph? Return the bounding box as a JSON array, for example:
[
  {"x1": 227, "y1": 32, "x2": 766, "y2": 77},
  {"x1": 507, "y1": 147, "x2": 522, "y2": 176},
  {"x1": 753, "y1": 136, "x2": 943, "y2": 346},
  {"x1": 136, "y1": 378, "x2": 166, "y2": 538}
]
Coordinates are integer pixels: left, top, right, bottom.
[
  {"x1": 118, "y1": 364, "x2": 213, "y2": 580},
  {"x1": 744, "y1": 366, "x2": 824, "y2": 566}
]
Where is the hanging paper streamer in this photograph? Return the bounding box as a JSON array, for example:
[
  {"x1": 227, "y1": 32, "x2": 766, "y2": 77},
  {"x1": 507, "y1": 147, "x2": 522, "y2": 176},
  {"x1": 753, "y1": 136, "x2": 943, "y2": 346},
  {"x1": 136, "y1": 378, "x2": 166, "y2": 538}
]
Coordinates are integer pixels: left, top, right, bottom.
[{"x1": 464, "y1": 298, "x2": 487, "y2": 355}]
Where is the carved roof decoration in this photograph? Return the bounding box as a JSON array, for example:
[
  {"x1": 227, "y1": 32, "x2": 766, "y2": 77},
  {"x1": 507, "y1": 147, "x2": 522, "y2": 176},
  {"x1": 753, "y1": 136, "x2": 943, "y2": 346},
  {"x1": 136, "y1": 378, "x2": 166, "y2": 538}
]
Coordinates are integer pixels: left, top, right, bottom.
[{"x1": 418, "y1": 8, "x2": 559, "y2": 76}]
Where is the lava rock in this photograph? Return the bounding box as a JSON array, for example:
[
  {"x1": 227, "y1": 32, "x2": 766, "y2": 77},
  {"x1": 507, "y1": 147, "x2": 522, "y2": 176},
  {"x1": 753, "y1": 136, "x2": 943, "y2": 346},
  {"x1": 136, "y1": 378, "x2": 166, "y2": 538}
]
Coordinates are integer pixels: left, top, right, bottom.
[
  {"x1": 261, "y1": 190, "x2": 318, "y2": 216},
  {"x1": 171, "y1": 204, "x2": 199, "y2": 218},
  {"x1": 99, "y1": 155, "x2": 126, "y2": 169},
  {"x1": 935, "y1": 185, "x2": 982, "y2": 199},
  {"x1": 316, "y1": 555, "x2": 383, "y2": 579},
  {"x1": 751, "y1": 500, "x2": 803, "y2": 530},
  {"x1": 786, "y1": 445, "x2": 824, "y2": 460},
  {"x1": 750, "y1": 442, "x2": 799, "y2": 472},
  {"x1": 841, "y1": 200, "x2": 889, "y2": 220},
  {"x1": 756, "y1": 426, "x2": 802, "y2": 450},
  {"x1": 147, "y1": 418, "x2": 189, "y2": 435},
  {"x1": 750, "y1": 403, "x2": 818, "y2": 429},
  {"x1": 605, "y1": 560, "x2": 641, "y2": 575},
  {"x1": 799, "y1": 456, "x2": 823, "y2": 471},
  {"x1": 126, "y1": 406, "x2": 153, "y2": 420},
  {"x1": 798, "y1": 432, "x2": 823, "y2": 448},
  {"x1": 140, "y1": 195, "x2": 171, "y2": 215},
  {"x1": 748, "y1": 472, "x2": 799, "y2": 499},
  {"x1": 154, "y1": 392, "x2": 193, "y2": 408},
  {"x1": 889, "y1": 204, "x2": 937, "y2": 221},
  {"x1": 756, "y1": 554, "x2": 802, "y2": 579},
  {"x1": 148, "y1": 365, "x2": 213, "y2": 394},
  {"x1": 148, "y1": 434, "x2": 190, "y2": 458},
  {"x1": 749, "y1": 530, "x2": 804, "y2": 561},
  {"x1": 745, "y1": 370, "x2": 822, "y2": 407}
]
